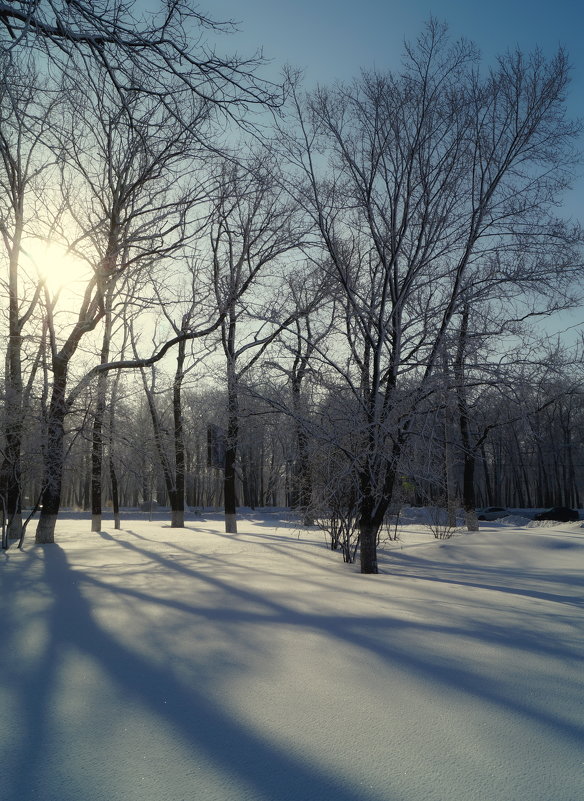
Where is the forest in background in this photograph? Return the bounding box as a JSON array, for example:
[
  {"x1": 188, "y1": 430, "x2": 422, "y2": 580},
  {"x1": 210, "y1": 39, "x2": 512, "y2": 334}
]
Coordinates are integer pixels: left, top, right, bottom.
[{"x1": 1, "y1": 2, "x2": 582, "y2": 571}]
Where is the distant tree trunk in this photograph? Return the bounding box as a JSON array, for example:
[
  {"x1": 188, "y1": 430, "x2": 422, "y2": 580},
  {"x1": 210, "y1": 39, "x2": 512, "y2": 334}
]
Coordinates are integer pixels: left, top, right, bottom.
[
  {"x1": 292, "y1": 424, "x2": 312, "y2": 522},
  {"x1": 136, "y1": 345, "x2": 185, "y2": 528},
  {"x1": 290, "y1": 324, "x2": 314, "y2": 525},
  {"x1": 82, "y1": 456, "x2": 91, "y2": 511},
  {"x1": 443, "y1": 402, "x2": 458, "y2": 529},
  {"x1": 259, "y1": 443, "x2": 265, "y2": 507},
  {"x1": 561, "y1": 408, "x2": 580, "y2": 508},
  {"x1": 224, "y1": 319, "x2": 238, "y2": 534},
  {"x1": 109, "y1": 453, "x2": 120, "y2": 529},
  {"x1": 453, "y1": 306, "x2": 478, "y2": 531},
  {"x1": 170, "y1": 335, "x2": 186, "y2": 528},
  {"x1": 107, "y1": 335, "x2": 126, "y2": 530},
  {"x1": 240, "y1": 446, "x2": 254, "y2": 509},
  {"x1": 480, "y1": 441, "x2": 493, "y2": 506}
]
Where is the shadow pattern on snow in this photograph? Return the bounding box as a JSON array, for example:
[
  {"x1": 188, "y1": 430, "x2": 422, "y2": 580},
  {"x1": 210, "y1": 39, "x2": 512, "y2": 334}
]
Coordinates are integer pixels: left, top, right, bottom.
[
  {"x1": 2, "y1": 524, "x2": 583, "y2": 801},
  {"x1": 1, "y1": 540, "x2": 396, "y2": 801}
]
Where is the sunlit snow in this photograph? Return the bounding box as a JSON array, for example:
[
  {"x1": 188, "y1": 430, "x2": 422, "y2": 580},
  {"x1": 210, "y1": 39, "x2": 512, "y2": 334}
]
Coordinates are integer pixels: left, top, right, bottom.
[{"x1": 1, "y1": 510, "x2": 583, "y2": 801}]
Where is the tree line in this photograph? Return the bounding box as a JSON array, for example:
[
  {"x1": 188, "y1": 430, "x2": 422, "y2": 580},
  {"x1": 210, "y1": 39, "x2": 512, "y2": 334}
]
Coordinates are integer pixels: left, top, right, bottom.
[{"x1": 1, "y1": 3, "x2": 582, "y2": 571}]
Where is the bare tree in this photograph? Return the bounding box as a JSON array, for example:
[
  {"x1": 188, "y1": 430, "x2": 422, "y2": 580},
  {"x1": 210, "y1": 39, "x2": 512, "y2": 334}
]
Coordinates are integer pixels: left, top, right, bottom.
[
  {"x1": 0, "y1": 1, "x2": 281, "y2": 118},
  {"x1": 210, "y1": 156, "x2": 308, "y2": 532},
  {"x1": 282, "y1": 21, "x2": 582, "y2": 572},
  {"x1": 133, "y1": 257, "x2": 215, "y2": 528},
  {"x1": 0, "y1": 54, "x2": 61, "y2": 541},
  {"x1": 260, "y1": 266, "x2": 335, "y2": 524},
  {"x1": 35, "y1": 65, "x2": 212, "y2": 544}
]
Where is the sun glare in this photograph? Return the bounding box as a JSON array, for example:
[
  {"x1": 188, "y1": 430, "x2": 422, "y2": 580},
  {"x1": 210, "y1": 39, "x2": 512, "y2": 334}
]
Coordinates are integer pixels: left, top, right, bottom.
[{"x1": 24, "y1": 239, "x2": 91, "y2": 294}]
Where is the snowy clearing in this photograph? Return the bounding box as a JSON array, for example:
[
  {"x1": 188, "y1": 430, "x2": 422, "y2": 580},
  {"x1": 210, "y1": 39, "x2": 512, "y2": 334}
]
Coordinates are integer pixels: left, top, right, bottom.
[{"x1": 1, "y1": 511, "x2": 583, "y2": 801}]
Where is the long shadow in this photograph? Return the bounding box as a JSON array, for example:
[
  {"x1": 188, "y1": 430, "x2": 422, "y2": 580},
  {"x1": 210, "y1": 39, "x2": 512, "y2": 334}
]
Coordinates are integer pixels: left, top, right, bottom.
[
  {"x1": 100, "y1": 530, "x2": 584, "y2": 729},
  {"x1": 108, "y1": 528, "x2": 584, "y2": 664},
  {"x1": 1, "y1": 549, "x2": 65, "y2": 801},
  {"x1": 144, "y1": 520, "x2": 325, "y2": 550},
  {"x1": 386, "y1": 549, "x2": 584, "y2": 609},
  {"x1": 118, "y1": 524, "x2": 584, "y2": 613},
  {"x1": 4, "y1": 531, "x2": 583, "y2": 801},
  {"x1": 120, "y1": 524, "x2": 341, "y2": 579},
  {"x1": 2, "y1": 544, "x2": 397, "y2": 801}
]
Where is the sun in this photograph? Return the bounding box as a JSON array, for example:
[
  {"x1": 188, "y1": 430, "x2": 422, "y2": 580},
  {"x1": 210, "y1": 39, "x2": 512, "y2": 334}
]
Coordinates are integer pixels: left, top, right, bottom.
[{"x1": 23, "y1": 238, "x2": 92, "y2": 294}]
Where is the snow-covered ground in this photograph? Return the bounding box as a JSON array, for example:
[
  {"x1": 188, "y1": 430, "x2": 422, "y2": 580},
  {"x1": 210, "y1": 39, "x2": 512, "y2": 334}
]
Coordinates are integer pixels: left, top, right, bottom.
[{"x1": 1, "y1": 510, "x2": 583, "y2": 801}]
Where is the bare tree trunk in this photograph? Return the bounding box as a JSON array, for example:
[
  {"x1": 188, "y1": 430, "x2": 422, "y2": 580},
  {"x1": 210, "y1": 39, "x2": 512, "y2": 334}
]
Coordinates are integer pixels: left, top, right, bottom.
[
  {"x1": 357, "y1": 471, "x2": 382, "y2": 574},
  {"x1": 91, "y1": 293, "x2": 113, "y2": 531},
  {"x1": 107, "y1": 330, "x2": 126, "y2": 530},
  {"x1": 4, "y1": 202, "x2": 25, "y2": 542},
  {"x1": 291, "y1": 366, "x2": 313, "y2": 525},
  {"x1": 224, "y1": 345, "x2": 238, "y2": 534},
  {"x1": 109, "y1": 453, "x2": 120, "y2": 529},
  {"x1": 0, "y1": 62, "x2": 51, "y2": 543},
  {"x1": 461, "y1": 453, "x2": 478, "y2": 530},
  {"x1": 359, "y1": 521, "x2": 379, "y2": 574},
  {"x1": 36, "y1": 274, "x2": 106, "y2": 543},
  {"x1": 480, "y1": 441, "x2": 493, "y2": 506},
  {"x1": 137, "y1": 355, "x2": 184, "y2": 527},
  {"x1": 170, "y1": 336, "x2": 186, "y2": 528},
  {"x1": 355, "y1": 451, "x2": 391, "y2": 574},
  {"x1": 36, "y1": 360, "x2": 68, "y2": 544},
  {"x1": 453, "y1": 306, "x2": 478, "y2": 531}
]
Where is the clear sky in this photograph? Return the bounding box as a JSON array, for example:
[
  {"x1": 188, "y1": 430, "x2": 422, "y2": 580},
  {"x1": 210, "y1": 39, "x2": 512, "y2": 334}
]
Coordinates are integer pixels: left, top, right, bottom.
[
  {"x1": 211, "y1": 0, "x2": 583, "y2": 89},
  {"x1": 204, "y1": 0, "x2": 583, "y2": 340},
  {"x1": 209, "y1": 0, "x2": 584, "y2": 221}
]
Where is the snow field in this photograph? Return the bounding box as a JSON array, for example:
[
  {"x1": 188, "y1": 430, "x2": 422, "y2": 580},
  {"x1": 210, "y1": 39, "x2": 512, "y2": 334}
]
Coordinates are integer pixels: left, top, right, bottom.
[{"x1": 1, "y1": 513, "x2": 583, "y2": 801}]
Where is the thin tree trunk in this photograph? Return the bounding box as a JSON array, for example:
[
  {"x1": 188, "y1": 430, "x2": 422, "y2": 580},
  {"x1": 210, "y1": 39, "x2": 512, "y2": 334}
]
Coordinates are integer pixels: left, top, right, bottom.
[
  {"x1": 291, "y1": 378, "x2": 313, "y2": 525},
  {"x1": 4, "y1": 218, "x2": 25, "y2": 541},
  {"x1": 91, "y1": 292, "x2": 113, "y2": 531},
  {"x1": 224, "y1": 359, "x2": 238, "y2": 534},
  {"x1": 170, "y1": 336, "x2": 186, "y2": 528},
  {"x1": 109, "y1": 453, "x2": 120, "y2": 529},
  {"x1": 480, "y1": 441, "x2": 493, "y2": 505},
  {"x1": 137, "y1": 358, "x2": 182, "y2": 526},
  {"x1": 453, "y1": 306, "x2": 478, "y2": 531},
  {"x1": 106, "y1": 333, "x2": 126, "y2": 530}
]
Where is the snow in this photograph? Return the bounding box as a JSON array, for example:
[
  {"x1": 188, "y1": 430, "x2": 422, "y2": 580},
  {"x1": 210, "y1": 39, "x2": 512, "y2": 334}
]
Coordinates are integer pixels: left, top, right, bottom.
[{"x1": 1, "y1": 510, "x2": 583, "y2": 801}]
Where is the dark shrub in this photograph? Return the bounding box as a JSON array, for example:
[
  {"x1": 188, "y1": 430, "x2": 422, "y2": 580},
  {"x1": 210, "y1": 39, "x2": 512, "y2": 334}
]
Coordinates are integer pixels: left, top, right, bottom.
[{"x1": 533, "y1": 506, "x2": 579, "y2": 522}]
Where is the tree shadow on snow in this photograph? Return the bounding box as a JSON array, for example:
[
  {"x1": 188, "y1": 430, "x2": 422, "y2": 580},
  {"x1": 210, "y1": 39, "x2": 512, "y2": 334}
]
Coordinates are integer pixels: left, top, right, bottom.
[
  {"x1": 385, "y1": 548, "x2": 584, "y2": 609},
  {"x1": 1, "y1": 542, "x2": 397, "y2": 801},
  {"x1": 2, "y1": 528, "x2": 583, "y2": 801}
]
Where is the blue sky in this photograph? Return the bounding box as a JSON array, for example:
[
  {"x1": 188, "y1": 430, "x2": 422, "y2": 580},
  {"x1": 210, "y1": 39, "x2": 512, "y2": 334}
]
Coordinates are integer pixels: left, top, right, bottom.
[
  {"x1": 209, "y1": 0, "x2": 584, "y2": 220},
  {"x1": 206, "y1": 0, "x2": 583, "y2": 339},
  {"x1": 139, "y1": 0, "x2": 584, "y2": 337},
  {"x1": 212, "y1": 0, "x2": 583, "y2": 90},
  {"x1": 211, "y1": 0, "x2": 584, "y2": 90}
]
